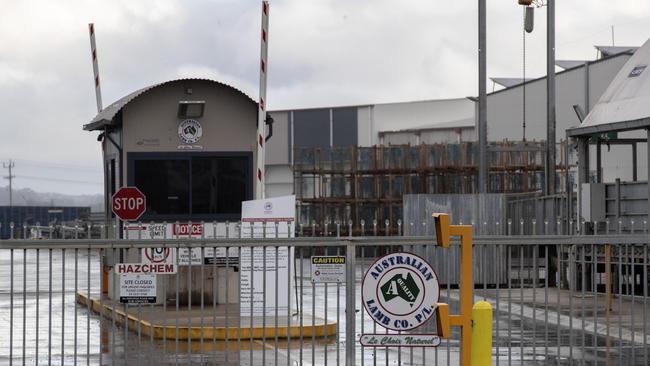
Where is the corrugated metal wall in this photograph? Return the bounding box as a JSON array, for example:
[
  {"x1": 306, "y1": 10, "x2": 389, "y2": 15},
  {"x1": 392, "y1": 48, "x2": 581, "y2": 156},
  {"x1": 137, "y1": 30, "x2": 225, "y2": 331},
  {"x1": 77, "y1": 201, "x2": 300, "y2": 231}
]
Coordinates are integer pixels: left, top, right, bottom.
[{"x1": 402, "y1": 194, "x2": 508, "y2": 285}]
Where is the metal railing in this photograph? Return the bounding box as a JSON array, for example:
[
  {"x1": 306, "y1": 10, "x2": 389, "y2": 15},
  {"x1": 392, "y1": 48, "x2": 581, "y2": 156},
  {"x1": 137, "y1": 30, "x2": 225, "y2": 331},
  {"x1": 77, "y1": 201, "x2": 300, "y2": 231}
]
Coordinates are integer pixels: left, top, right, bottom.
[{"x1": 1, "y1": 232, "x2": 649, "y2": 365}]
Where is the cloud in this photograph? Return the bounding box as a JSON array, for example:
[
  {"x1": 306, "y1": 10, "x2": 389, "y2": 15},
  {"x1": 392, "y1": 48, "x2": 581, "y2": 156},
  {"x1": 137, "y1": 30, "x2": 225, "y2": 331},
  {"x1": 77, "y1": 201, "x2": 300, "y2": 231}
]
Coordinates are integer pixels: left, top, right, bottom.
[{"x1": 1, "y1": 0, "x2": 650, "y2": 195}]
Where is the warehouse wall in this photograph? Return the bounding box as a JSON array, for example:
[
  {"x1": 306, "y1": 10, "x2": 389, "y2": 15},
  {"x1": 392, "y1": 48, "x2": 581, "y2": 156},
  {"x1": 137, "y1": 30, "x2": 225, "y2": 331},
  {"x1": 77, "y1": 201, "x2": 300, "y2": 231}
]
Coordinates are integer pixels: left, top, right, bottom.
[
  {"x1": 486, "y1": 53, "x2": 631, "y2": 143},
  {"x1": 266, "y1": 111, "x2": 290, "y2": 165},
  {"x1": 371, "y1": 98, "x2": 475, "y2": 145}
]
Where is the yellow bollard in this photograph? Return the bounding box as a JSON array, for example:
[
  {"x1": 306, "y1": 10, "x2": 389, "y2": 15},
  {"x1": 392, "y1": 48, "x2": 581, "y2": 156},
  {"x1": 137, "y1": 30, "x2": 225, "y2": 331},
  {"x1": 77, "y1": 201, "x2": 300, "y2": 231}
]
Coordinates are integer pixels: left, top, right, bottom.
[{"x1": 471, "y1": 301, "x2": 493, "y2": 366}]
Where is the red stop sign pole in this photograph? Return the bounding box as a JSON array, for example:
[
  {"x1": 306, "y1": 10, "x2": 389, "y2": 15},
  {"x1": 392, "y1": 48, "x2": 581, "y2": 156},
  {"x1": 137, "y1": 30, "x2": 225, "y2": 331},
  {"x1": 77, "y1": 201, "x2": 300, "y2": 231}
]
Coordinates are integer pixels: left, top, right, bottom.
[{"x1": 112, "y1": 187, "x2": 146, "y2": 221}]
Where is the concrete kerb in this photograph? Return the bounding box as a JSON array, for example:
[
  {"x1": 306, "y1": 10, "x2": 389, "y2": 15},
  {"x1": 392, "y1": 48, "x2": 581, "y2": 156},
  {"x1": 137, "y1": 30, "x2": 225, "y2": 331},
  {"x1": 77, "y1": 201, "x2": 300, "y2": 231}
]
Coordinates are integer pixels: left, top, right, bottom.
[{"x1": 76, "y1": 292, "x2": 337, "y2": 340}]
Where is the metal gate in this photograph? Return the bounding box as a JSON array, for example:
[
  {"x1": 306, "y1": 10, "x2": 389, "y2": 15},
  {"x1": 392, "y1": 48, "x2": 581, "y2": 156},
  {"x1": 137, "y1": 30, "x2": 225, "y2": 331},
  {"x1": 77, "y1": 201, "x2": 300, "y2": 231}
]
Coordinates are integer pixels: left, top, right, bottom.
[{"x1": 1, "y1": 232, "x2": 649, "y2": 365}]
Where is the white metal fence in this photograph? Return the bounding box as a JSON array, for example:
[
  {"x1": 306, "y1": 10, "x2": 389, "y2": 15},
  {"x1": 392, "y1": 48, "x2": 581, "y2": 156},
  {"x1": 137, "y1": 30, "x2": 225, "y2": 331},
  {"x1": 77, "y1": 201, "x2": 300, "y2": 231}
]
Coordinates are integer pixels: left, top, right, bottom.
[{"x1": 1, "y1": 233, "x2": 649, "y2": 365}]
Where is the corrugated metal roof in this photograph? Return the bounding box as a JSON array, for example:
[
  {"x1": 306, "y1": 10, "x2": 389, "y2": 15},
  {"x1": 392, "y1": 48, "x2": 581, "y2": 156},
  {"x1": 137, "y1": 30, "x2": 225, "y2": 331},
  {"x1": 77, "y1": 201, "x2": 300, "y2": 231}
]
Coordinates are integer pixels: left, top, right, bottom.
[
  {"x1": 555, "y1": 60, "x2": 587, "y2": 69},
  {"x1": 490, "y1": 77, "x2": 532, "y2": 88},
  {"x1": 83, "y1": 78, "x2": 256, "y2": 131},
  {"x1": 569, "y1": 39, "x2": 650, "y2": 136},
  {"x1": 379, "y1": 117, "x2": 475, "y2": 134},
  {"x1": 595, "y1": 45, "x2": 638, "y2": 57}
]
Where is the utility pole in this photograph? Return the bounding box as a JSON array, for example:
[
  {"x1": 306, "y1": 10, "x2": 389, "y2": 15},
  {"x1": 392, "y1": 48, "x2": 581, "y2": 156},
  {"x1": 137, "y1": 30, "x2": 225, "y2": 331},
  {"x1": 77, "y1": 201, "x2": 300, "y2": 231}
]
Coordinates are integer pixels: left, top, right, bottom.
[
  {"x1": 546, "y1": 0, "x2": 556, "y2": 195},
  {"x1": 3, "y1": 160, "x2": 16, "y2": 207},
  {"x1": 478, "y1": 0, "x2": 488, "y2": 193}
]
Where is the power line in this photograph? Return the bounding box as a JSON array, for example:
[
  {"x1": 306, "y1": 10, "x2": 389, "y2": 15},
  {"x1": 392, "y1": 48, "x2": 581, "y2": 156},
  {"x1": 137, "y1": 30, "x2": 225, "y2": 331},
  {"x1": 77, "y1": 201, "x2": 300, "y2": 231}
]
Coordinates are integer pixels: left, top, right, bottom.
[
  {"x1": 0, "y1": 157, "x2": 101, "y2": 173},
  {"x1": 16, "y1": 175, "x2": 102, "y2": 185}
]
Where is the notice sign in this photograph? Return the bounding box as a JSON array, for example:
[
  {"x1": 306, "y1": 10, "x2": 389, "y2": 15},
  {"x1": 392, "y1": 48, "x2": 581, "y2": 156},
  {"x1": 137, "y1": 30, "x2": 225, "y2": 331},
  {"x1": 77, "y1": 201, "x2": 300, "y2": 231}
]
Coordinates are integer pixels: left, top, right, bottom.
[
  {"x1": 311, "y1": 256, "x2": 346, "y2": 283},
  {"x1": 177, "y1": 248, "x2": 202, "y2": 265},
  {"x1": 359, "y1": 334, "x2": 441, "y2": 347},
  {"x1": 203, "y1": 250, "x2": 239, "y2": 266},
  {"x1": 240, "y1": 195, "x2": 295, "y2": 316},
  {"x1": 119, "y1": 273, "x2": 156, "y2": 304}
]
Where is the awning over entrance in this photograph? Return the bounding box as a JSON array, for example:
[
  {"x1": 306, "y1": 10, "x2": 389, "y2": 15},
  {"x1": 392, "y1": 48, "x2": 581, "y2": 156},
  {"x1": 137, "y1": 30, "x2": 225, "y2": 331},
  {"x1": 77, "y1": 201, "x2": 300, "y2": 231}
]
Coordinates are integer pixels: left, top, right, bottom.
[{"x1": 568, "y1": 38, "x2": 650, "y2": 137}]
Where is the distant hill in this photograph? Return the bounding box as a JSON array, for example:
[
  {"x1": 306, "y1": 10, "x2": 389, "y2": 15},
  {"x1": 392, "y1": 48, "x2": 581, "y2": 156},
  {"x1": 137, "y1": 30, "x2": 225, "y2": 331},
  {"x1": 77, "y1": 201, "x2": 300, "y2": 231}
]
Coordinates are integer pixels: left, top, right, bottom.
[{"x1": 0, "y1": 185, "x2": 103, "y2": 212}]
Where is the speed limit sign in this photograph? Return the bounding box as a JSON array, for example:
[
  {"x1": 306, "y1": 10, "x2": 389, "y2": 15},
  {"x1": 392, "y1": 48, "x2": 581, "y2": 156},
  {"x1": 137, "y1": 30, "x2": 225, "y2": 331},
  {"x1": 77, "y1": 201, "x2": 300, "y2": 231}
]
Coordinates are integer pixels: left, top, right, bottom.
[{"x1": 141, "y1": 248, "x2": 177, "y2": 273}]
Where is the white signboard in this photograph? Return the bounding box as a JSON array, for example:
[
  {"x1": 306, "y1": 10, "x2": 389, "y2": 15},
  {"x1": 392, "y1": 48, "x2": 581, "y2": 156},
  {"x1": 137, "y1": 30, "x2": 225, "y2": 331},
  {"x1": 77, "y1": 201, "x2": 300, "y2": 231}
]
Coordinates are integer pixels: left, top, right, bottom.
[
  {"x1": 124, "y1": 222, "x2": 239, "y2": 266},
  {"x1": 124, "y1": 222, "x2": 232, "y2": 239},
  {"x1": 119, "y1": 273, "x2": 156, "y2": 304},
  {"x1": 240, "y1": 195, "x2": 295, "y2": 316},
  {"x1": 311, "y1": 256, "x2": 346, "y2": 283},
  {"x1": 203, "y1": 249, "x2": 239, "y2": 266},
  {"x1": 140, "y1": 247, "x2": 177, "y2": 273},
  {"x1": 177, "y1": 247, "x2": 203, "y2": 265}
]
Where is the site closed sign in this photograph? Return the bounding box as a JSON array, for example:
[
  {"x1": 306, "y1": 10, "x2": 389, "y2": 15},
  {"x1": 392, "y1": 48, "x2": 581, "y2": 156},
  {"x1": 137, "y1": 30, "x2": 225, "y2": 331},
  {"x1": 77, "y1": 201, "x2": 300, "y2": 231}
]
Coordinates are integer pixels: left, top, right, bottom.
[{"x1": 119, "y1": 273, "x2": 156, "y2": 304}]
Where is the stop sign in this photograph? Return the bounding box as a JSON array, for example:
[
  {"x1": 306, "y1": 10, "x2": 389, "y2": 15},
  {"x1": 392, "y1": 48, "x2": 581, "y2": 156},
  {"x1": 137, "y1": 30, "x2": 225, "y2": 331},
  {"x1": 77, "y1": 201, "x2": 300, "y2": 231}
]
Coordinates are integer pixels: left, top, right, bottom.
[{"x1": 112, "y1": 187, "x2": 146, "y2": 221}]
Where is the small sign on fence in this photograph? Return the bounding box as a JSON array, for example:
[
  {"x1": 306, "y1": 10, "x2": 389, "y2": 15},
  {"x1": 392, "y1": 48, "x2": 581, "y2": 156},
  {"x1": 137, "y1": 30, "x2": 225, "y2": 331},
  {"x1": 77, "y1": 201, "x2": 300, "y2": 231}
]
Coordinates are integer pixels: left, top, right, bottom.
[
  {"x1": 311, "y1": 256, "x2": 346, "y2": 283},
  {"x1": 359, "y1": 334, "x2": 441, "y2": 347},
  {"x1": 119, "y1": 273, "x2": 156, "y2": 304},
  {"x1": 115, "y1": 262, "x2": 176, "y2": 274}
]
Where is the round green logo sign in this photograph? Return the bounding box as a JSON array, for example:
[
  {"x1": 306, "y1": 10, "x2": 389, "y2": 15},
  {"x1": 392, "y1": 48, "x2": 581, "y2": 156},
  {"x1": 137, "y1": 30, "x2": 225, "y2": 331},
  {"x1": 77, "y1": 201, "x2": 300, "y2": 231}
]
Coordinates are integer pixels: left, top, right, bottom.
[{"x1": 362, "y1": 252, "x2": 439, "y2": 331}]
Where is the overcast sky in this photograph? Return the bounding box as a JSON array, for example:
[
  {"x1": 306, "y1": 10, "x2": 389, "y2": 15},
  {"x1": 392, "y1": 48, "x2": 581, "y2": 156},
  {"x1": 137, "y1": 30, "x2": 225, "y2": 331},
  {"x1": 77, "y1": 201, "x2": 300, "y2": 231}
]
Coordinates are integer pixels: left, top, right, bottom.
[{"x1": 1, "y1": 0, "x2": 650, "y2": 195}]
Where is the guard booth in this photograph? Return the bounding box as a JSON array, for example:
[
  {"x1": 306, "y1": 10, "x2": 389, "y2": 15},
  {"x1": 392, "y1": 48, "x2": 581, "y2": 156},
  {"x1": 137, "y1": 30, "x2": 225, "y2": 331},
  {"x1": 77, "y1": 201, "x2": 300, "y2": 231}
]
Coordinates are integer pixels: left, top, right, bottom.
[{"x1": 83, "y1": 78, "x2": 260, "y2": 304}]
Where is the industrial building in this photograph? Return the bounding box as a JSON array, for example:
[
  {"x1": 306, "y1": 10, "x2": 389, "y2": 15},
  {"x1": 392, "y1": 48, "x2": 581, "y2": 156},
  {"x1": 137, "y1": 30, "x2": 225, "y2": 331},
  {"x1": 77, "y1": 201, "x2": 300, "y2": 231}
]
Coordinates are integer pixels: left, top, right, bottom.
[
  {"x1": 263, "y1": 45, "x2": 642, "y2": 229},
  {"x1": 81, "y1": 43, "x2": 648, "y2": 233},
  {"x1": 0, "y1": 206, "x2": 90, "y2": 239}
]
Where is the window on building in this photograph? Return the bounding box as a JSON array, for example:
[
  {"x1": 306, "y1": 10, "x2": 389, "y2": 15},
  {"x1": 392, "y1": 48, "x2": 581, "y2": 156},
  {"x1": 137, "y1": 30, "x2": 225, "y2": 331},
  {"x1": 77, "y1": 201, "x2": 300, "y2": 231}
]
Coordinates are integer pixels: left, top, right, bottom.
[{"x1": 129, "y1": 153, "x2": 252, "y2": 220}]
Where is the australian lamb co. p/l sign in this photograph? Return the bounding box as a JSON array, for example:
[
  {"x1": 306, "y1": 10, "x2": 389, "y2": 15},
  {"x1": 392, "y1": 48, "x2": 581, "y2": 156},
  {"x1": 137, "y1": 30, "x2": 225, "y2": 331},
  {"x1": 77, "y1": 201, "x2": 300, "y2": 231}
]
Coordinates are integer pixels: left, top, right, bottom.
[{"x1": 360, "y1": 252, "x2": 441, "y2": 347}]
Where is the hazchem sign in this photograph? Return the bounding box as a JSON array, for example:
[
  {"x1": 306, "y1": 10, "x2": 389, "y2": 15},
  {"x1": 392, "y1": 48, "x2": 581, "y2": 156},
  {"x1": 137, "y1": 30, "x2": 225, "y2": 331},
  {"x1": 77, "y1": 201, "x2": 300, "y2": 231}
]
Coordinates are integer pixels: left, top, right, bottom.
[
  {"x1": 112, "y1": 187, "x2": 146, "y2": 221},
  {"x1": 361, "y1": 252, "x2": 439, "y2": 332},
  {"x1": 115, "y1": 262, "x2": 176, "y2": 274},
  {"x1": 119, "y1": 273, "x2": 156, "y2": 304},
  {"x1": 311, "y1": 256, "x2": 346, "y2": 283}
]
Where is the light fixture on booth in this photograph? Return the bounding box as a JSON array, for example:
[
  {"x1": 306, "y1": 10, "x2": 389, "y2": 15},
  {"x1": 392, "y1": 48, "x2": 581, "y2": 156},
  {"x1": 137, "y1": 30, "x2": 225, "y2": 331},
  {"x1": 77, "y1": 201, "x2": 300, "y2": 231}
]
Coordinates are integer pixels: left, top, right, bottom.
[{"x1": 178, "y1": 100, "x2": 205, "y2": 118}]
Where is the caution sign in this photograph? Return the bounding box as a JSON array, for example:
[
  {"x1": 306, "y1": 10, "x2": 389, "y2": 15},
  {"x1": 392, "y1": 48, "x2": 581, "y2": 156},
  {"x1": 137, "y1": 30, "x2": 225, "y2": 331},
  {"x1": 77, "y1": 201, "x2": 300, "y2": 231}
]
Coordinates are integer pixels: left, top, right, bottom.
[
  {"x1": 119, "y1": 273, "x2": 156, "y2": 304},
  {"x1": 311, "y1": 256, "x2": 346, "y2": 283}
]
